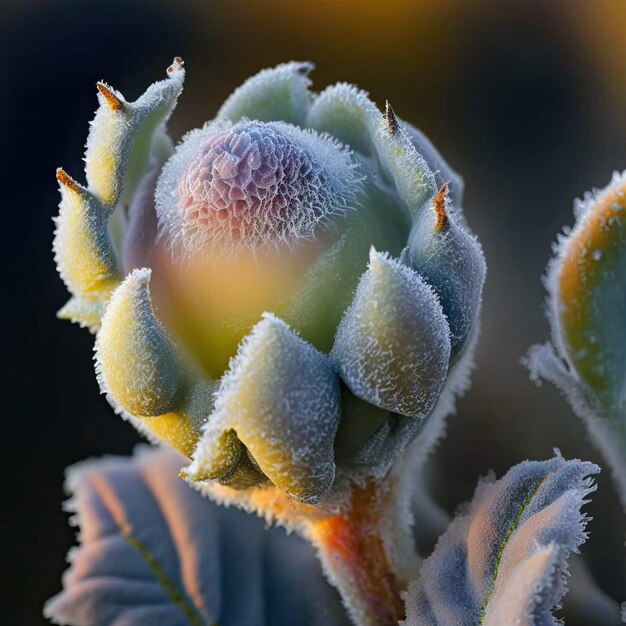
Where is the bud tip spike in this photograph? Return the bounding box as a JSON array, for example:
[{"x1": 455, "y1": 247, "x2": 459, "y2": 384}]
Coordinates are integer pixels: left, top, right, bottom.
[
  {"x1": 384, "y1": 100, "x2": 400, "y2": 135},
  {"x1": 96, "y1": 82, "x2": 125, "y2": 112},
  {"x1": 434, "y1": 180, "x2": 451, "y2": 232}
]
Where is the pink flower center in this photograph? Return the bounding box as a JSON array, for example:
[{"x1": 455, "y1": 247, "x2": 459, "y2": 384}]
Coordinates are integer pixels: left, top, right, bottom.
[{"x1": 170, "y1": 121, "x2": 357, "y2": 253}]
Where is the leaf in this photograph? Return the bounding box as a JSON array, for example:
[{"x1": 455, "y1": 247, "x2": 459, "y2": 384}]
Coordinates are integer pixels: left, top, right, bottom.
[
  {"x1": 44, "y1": 446, "x2": 349, "y2": 626},
  {"x1": 401, "y1": 455, "x2": 599, "y2": 626},
  {"x1": 526, "y1": 171, "x2": 626, "y2": 510}
]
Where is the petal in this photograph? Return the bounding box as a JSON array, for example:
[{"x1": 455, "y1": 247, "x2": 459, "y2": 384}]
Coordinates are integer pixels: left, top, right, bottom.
[
  {"x1": 307, "y1": 85, "x2": 437, "y2": 216},
  {"x1": 187, "y1": 314, "x2": 341, "y2": 504},
  {"x1": 121, "y1": 165, "x2": 161, "y2": 274},
  {"x1": 217, "y1": 61, "x2": 314, "y2": 126},
  {"x1": 332, "y1": 248, "x2": 451, "y2": 417},
  {"x1": 333, "y1": 386, "x2": 419, "y2": 482}
]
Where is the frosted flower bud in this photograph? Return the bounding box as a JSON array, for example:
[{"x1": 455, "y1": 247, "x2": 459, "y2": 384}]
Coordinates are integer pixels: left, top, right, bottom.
[{"x1": 53, "y1": 59, "x2": 485, "y2": 506}]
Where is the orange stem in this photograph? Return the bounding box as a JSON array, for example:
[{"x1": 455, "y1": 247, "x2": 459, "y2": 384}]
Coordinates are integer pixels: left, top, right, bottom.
[{"x1": 308, "y1": 479, "x2": 407, "y2": 626}]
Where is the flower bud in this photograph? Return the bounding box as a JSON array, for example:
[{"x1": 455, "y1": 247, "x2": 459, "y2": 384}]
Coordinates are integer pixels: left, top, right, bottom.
[{"x1": 54, "y1": 60, "x2": 486, "y2": 507}]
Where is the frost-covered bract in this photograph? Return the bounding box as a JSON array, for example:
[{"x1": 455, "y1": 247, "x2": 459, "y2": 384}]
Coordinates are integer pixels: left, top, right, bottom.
[{"x1": 332, "y1": 248, "x2": 451, "y2": 417}]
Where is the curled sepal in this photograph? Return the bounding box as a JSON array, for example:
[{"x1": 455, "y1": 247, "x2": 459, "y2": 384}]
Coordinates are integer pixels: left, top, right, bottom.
[
  {"x1": 332, "y1": 248, "x2": 451, "y2": 417},
  {"x1": 44, "y1": 446, "x2": 348, "y2": 626},
  {"x1": 53, "y1": 168, "x2": 121, "y2": 331},
  {"x1": 401, "y1": 455, "x2": 599, "y2": 626},
  {"x1": 402, "y1": 182, "x2": 486, "y2": 359},
  {"x1": 217, "y1": 61, "x2": 314, "y2": 125},
  {"x1": 95, "y1": 269, "x2": 208, "y2": 457},
  {"x1": 307, "y1": 86, "x2": 437, "y2": 216},
  {"x1": 186, "y1": 314, "x2": 341, "y2": 504},
  {"x1": 86, "y1": 57, "x2": 185, "y2": 207}
]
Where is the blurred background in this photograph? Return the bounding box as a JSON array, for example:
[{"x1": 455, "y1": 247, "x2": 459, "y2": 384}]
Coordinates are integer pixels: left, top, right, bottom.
[{"x1": 3, "y1": 1, "x2": 626, "y2": 623}]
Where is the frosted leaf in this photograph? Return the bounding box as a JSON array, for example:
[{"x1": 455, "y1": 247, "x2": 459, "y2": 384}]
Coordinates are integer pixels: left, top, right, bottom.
[
  {"x1": 155, "y1": 120, "x2": 361, "y2": 257},
  {"x1": 44, "y1": 446, "x2": 349, "y2": 626},
  {"x1": 217, "y1": 61, "x2": 314, "y2": 126},
  {"x1": 402, "y1": 455, "x2": 599, "y2": 626},
  {"x1": 402, "y1": 182, "x2": 486, "y2": 359},
  {"x1": 53, "y1": 169, "x2": 121, "y2": 331},
  {"x1": 331, "y1": 248, "x2": 451, "y2": 418},
  {"x1": 186, "y1": 314, "x2": 341, "y2": 504},
  {"x1": 527, "y1": 171, "x2": 626, "y2": 509},
  {"x1": 307, "y1": 84, "x2": 437, "y2": 216},
  {"x1": 86, "y1": 58, "x2": 185, "y2": 208}
]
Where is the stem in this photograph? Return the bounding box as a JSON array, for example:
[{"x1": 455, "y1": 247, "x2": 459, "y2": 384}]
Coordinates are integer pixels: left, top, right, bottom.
[
  {"x1": 305, "y1": 478, "x2": 411, "y2": 626},
  {"x1": 204, "y1": 463, "x2": 419, "y2": 625}
]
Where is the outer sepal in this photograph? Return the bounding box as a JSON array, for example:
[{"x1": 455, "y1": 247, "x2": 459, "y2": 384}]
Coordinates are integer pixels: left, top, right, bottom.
[
  {"x1": 95, "y1": 269, "x2": 212, "y2": 458},
  {"x1": 186, "y1": 314, "x2": 341, "y2": 504},
  {"x1": 53, "y1": 168, "x2": 121, "y2": 331},
  {"x1": 85, "y1": 57, "x2": 185, "y2": 208},
  {"x1": 217, "y1": 61, "x2": 314, "y2": 126},
  {"x1": 403, "y1": 182, "x2": 486, "y2": 359},
  {"x1": 332, "y1": 248, "x2": 451, "y2": 417}
]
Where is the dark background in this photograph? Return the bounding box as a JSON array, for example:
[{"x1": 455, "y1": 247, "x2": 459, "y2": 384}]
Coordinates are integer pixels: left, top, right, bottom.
[{"x1": 3, "y1": 1, "x2": 626, "y2": 623}]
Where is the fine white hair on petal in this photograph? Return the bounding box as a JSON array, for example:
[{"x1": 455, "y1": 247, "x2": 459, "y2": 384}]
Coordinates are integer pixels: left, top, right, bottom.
[{"x1": 155, "y1": 120, "x2": 362, "y2": 258}]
